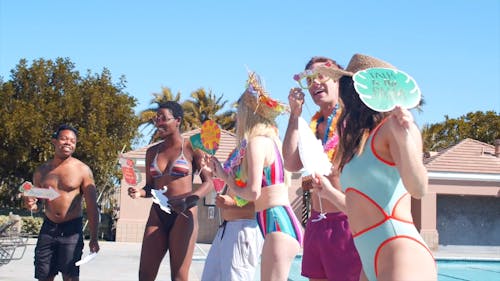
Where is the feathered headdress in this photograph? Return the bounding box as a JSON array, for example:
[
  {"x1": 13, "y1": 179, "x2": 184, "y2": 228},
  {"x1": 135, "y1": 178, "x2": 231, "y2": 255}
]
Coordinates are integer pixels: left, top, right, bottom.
[{"x1": 240, "y1": 71, "x2": 289, "y2": 121}]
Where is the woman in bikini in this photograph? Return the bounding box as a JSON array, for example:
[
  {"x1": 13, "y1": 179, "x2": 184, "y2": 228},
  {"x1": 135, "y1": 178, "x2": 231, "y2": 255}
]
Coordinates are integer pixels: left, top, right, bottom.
[
  {"x1": 128, "y1": 101, "x2": 212, "y2": 281},
  {"x1": 314, "y1": 54, "x2": 437, "y2": 281},
  {"x1": 209, "y1": 72, "x2": 303, "y2": 281}
]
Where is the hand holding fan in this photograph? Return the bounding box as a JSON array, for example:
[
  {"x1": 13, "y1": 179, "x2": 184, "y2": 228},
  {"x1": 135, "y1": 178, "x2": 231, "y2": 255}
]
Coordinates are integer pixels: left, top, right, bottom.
[
  {"x1": 190, "y1": 120, "x2": 221, "y2": 155},
  {"x1": 18, "y1": 181, "x2": 60, "y2": 201},
  {"x1": 352, "y1": 67, "x2": 421, "y2": 112},
  {"x1": 119, "y1": 157, "x2": 142, "y2": 186},
  {"x1": 353, "y1": 67, "x2": 421, "y2": 138}
]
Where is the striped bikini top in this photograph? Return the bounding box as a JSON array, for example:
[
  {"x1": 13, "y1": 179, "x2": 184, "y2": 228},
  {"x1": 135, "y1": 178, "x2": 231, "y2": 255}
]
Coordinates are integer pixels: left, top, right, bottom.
[
  {"x1": 261, "y1": 139, "x2": 285, "y2": 187},
  {"x1": 150, "y1": 140, "x2": 191, "y2": 178},
  {"x1": 223, "y1": 138, "x2": 284, "y2": 188}
]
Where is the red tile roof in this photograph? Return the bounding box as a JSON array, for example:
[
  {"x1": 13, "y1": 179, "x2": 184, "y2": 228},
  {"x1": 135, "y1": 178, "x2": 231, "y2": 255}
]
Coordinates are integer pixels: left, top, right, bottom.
[{"x1": 424, "y1": 138, "x2": 500, "y2": 174}]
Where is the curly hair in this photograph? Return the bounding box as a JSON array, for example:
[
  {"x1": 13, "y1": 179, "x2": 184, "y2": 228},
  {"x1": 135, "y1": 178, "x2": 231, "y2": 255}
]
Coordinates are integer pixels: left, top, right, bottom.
[
  {"x1": 52, "y1": 124, "x2": 78, "y2": 139},
  {"x1": 158, "y1": 101, "x2": 184, "y2": 126}
]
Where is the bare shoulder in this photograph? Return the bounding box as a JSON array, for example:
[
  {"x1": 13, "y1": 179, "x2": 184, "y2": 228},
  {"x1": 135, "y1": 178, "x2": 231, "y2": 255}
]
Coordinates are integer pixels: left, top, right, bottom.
[
  {"x1": 146, "y1": 142, "x2": 162, "y2": 155},
  {"x1": 188, "y1": 140, "x2": 203, "y2": 165},
  {"x1": 376, "y1": 117, "x2": 400, "y2": 139},
  {"x1": 382, "y1": 114, "x2": 421, "y2": 139},
  {"x1": 247, "y1": 136, "x2": 275, "y2": 163},
  {"x1": 69, "y1": 157, "x2": 94, "y2": 177},
  {"x1": 70, "y1": 156, "x2": 89, "y2": 167},
  {"x1": 184, "y1": 138, "x2": 196, "y2": 155},
  {"x1": 247, "y1": 135, "x2": 273, "y2": 148},
  {"x1": 36, "y1": 161, "x2": 52, "y2": 174}
]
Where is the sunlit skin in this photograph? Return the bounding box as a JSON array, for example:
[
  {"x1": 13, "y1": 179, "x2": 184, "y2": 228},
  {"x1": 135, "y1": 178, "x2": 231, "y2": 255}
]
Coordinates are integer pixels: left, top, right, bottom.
[
  {"x1": 284, "y1": 61, "x2": 345, "y2": 215},
  {"x1": 24, "y1": 129, "x2": 100, "y2": 281},
  {"x1": 208, "y1": 101, "x2": 301, "y2": 281},
  {"x1": 128, "y1": 106, "x2": 213, "y2": 281},
  {"x1": 314, "y1": 106, "x2": 436, "y2": 280},
  {"x1": 282, "y1": 59, "x2": 368, "y2": 281}
]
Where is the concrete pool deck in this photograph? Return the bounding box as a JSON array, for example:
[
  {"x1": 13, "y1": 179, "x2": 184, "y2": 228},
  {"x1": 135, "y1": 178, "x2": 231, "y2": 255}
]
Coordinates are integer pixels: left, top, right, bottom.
[{"x1": 1, "y1": 239, "x2": 499, "y2": 281}]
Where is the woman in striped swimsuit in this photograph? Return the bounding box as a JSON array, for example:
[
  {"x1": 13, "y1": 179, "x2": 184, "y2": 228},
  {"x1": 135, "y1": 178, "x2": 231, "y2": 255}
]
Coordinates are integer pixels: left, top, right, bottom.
[{"x1": 209, "y1": 71, "x2": 303, "y2": 281}]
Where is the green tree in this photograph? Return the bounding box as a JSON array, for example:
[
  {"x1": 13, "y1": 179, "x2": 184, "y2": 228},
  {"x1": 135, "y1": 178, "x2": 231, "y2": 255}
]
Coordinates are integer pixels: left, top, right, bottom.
[
  {"x1": 139, "y1": 87, "x2": 236, "y2": 144},
  {"x1": 182, "y1": 88, "x2": 236, "y2": 132},
  {"x1": 0, "y1": 57, "x2": 140, "y2": 209},
  {"x1": 421, "y1": 110, "x2": 500, "y2": 152}
]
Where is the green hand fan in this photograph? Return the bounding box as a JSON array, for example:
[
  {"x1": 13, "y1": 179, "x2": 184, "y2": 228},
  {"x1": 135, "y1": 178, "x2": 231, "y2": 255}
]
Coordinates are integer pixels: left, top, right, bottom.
[{"x1": 353, "y1": 67, "x2": 421, "y2": 112}]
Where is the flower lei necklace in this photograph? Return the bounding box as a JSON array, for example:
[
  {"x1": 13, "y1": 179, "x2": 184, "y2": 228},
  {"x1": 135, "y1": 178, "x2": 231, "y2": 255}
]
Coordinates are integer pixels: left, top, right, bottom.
[
  {"x1": 309, "y1": 104, "x2": 341, "y2": 161},
  {"x1": 223, "y1": 139, "x2": 247, "y2": 187},
  {"x1": 222, "y1": 139, "x2": 250, "y2": 206}
]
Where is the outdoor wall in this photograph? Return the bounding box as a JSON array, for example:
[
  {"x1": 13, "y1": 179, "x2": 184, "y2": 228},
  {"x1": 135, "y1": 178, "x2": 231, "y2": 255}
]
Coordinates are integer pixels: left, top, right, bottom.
[
  {"x1": 115, "y1": 164, "x2": 151, "y2": 243},
  {"x1": 437, "y1": 195, "x2": 500, "y2": 246},
  {"x1": 192, "y1": 184, "x2": 220, "y2": 244}
]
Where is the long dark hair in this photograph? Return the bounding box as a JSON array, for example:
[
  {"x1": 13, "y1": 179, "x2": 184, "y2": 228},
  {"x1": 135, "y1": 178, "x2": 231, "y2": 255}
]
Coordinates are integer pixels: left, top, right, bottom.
[{"x1": 335, "y1": 76, "x2": 389, "y2": 171}]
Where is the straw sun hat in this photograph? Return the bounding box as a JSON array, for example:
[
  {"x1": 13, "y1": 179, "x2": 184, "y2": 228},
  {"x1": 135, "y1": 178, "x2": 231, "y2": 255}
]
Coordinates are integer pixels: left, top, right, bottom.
[
  {"x1": 240, "y1": 71, "x2": 289, "y2": 121},
  {"x1": 317, "y1": 53, "x2": 424, "y2": 113},
  {"x1": 317, "y1": 53, "x2": 396, "y2": 81}
]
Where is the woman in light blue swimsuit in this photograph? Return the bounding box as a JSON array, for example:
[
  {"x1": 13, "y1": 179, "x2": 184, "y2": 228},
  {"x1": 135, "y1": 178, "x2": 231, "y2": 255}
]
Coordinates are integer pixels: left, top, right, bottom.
[{"x1": 314, "y1": 54, "x2": 437, "y2": 281}]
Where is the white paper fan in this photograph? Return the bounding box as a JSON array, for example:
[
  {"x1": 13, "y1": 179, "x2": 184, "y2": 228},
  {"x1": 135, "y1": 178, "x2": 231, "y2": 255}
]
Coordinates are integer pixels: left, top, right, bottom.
[
  {"x1": 151, "y1": 188, "x2": 171, "y2": 214},
  {"x1": 298, "y1": 116, "x2": 332, "y2": 176},
  {"x1": 75, "y1": 252, "x2": 98, "y2": 266}
]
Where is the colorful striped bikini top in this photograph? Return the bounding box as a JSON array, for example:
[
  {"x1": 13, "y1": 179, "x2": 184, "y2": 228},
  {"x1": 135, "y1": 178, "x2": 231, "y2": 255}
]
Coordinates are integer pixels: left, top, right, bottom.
[
  {"x1": 261, "y1": 139, "x2": 285, "y2": 187},
  {"x1": 223, "y1": 138, "x2": 284, "y2": 188},
  {"x1": 150, "y1": 140, "x2": 191, "y2": 178}
]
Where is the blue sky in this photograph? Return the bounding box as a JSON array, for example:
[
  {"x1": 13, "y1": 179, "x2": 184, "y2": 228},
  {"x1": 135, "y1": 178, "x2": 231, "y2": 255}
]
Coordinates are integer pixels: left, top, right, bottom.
[{"x1": 1, "y1": 1, "x2": 499, "y2": 145}]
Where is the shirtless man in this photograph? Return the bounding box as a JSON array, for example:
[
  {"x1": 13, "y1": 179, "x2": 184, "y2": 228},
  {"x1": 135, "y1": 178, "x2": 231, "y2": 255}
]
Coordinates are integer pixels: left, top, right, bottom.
[
  {"x1": 128, "y1": 101, "x2": 213, "y2": 281},
  {"x1": 24, "y1": 124, "x2": 100, "y2": 281}
]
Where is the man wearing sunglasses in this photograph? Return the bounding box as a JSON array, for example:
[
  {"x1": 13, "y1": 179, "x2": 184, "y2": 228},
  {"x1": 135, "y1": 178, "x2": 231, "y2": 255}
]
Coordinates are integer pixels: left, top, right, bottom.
[{"x1": 283, "y1": 57, "x2": 362, "y2": 281}]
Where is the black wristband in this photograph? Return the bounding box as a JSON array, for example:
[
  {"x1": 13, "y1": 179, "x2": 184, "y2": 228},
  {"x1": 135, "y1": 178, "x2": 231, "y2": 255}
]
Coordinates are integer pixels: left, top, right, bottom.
[{"x1": 143, "y1": 185, "x2": 153, "y2": 198}]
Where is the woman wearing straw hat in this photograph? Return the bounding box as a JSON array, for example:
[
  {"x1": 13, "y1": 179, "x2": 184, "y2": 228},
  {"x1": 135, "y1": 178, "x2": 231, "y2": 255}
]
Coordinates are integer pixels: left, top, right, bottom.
[
  {"x1": 313, "y1": 54, "x2": 437, "y2": 281},
  {"x1": 208, "y1": 71, "x2": 303, "y2": 281}
]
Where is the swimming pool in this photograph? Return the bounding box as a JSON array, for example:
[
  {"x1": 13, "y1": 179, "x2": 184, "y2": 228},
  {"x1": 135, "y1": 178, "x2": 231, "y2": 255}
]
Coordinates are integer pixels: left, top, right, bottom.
[{"x1": 286, "y1": 258, "x2": 500, "y2": 281}]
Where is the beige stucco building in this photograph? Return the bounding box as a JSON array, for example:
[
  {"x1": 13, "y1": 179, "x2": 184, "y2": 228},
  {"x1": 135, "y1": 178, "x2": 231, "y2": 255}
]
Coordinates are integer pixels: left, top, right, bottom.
[{"x1": 412, "y1": 138, "x2": 500, "y2": 249}]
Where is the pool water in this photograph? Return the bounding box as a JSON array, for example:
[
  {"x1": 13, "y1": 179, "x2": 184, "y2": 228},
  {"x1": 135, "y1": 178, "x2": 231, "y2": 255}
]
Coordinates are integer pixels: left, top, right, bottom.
[
  {"x1": 437, "y1": 260, "x2": 500, "y2": 281},
  {"x1": 286, "y1": 258, "x2": 500, "y2": 281}
]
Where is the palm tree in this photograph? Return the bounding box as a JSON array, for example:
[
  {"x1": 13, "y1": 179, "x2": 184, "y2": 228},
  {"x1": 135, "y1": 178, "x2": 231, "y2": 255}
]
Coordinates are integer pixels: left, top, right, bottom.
[
  {"x1": 182, "y1": 88, "x2": 236, "y2": 132},
  {"x1": 138, "y1": 87, "x2": 236, "y2": 145},
  {"x1": 216, "y1": 109, "x2": 237, "y2": 132},
  {"x1": 138, "y1": 87, "x2": 182, "y2": 143}
]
